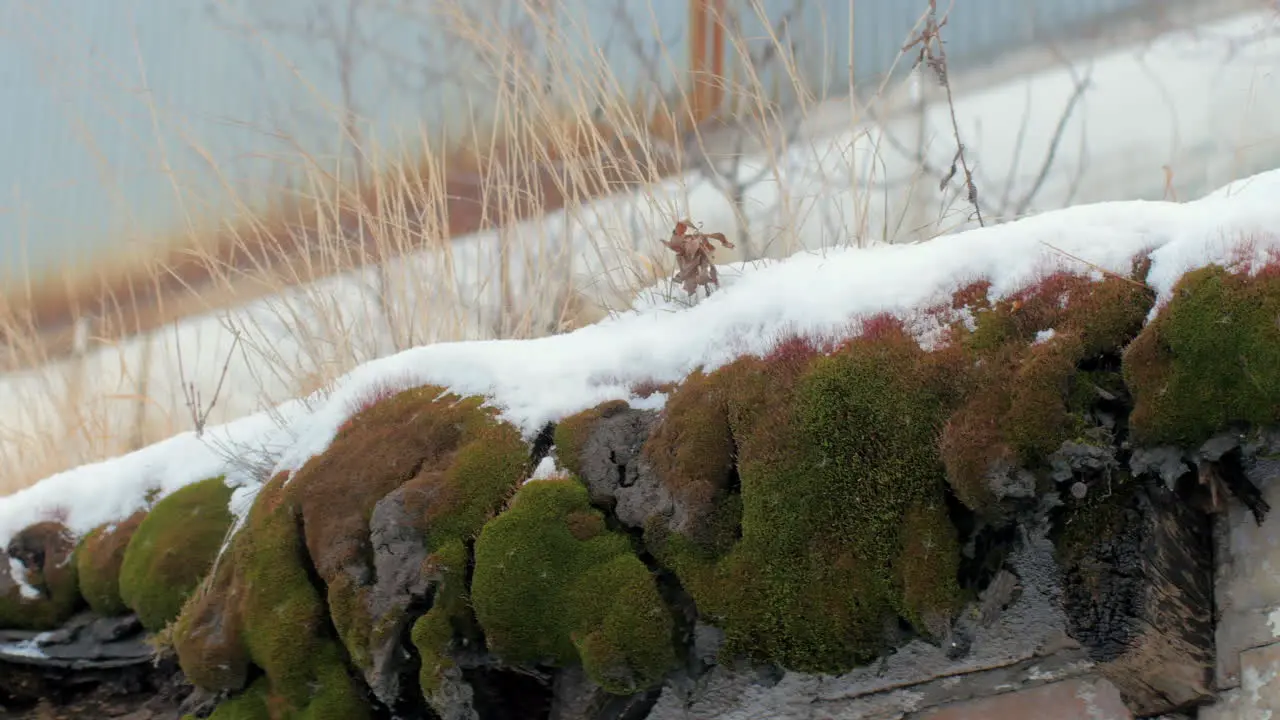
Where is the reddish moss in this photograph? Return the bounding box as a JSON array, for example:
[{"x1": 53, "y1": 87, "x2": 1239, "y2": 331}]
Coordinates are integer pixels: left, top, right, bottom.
[
  {"x1": 642, "y1": 369, "x2": 738, "y2": 532},
  {"x1": 939, "y1": 367, "x2": 1015, "y2": 513},
  {"x1": 176, "y1": 387, "x2": 528, "y2": 718},
  {"x1": 631, "y1": 379, "x2": 678, "y2": 399},
  {"x1": 859, "y1": 312, "x2": 912, "y2": 342},
  {"x1": 951, "y1": 279, "x2": 994, "y2": 312},
  {"x1": 334, "y1": 374, "x2": 422, "y2": 438},
  {"x1": 0, "y1": 522, "x2": 82, "y2": 630},
  {"x1": 565, "y1": 510, "x2": 606, "y2": 541},
  {"x1": 1125, "y1": 263, "x2": 1280, "y2": 445},
  {"x1": 75, "y1": 511, "x2": 146, "y2": 616},
  {"x1": 290, "y1": 386, "x2": 528, "y2": 708},
  {"x1": 941, "y1": 268, "x2": 1154, "y2": 512},
  {"x1": 173, "y1": 547, "x2": 250, "y2": 692},
  {"x1": 761, "y1": 333, "x2": 826, "y2": 368}
]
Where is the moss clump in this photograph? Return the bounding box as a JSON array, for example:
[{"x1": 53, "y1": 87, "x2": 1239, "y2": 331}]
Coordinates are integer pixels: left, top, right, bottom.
[
  {"x1": 1125, "y1": 264, "x2": 1280, "y2": 446},
  {"x1": 642, "y1": 369, "x2": 738, "y2": 536},
  {"x1": 75, "y1": 511, "x2": 146, "y2": 616},
  {"x1": 647, "y1": 323, "x2": 963, "y2": 673},
  {"x1": 471, "y1": 479, "x2": 675, "y2": 694},
  {"x1": 554, "y1": 400, "x2": 631, "y2": 479},
  {"x1": 285, "y1": 386, "x2": 528, "y2": 684},
  {"x1": 118, "y1": 477, "x2": 234, "y2": 632},
  {"x1": 941, "y1": 270, "x2": 1154, "y2": 514},
  {"x1": 409, "y1": 538, "x2": 471, "y2": 700},
  {"x1": 185, "y1": 471, "x2": 371, "y2": 719},
  {"x1": 173, "y1": 544, "x2": 250, "y2": 692},
  {"x1": 174, "y1": 386, "x2": 528, "y2": 718},
  {"x1": 239, "y1": 473, "x2": 369, "y2": 719},
  {"x1": 897, "y1": 500, "x2": 964, "y2": 634},
  {"x1": 0, "y1": 522, "x2": 82, "y2": 630},
  {"x1": 292, "y1": 386, "x2": 530, "y2": 709},
  {"x1": 404, "y1": 420, "x2": 535, "y2": 710}
]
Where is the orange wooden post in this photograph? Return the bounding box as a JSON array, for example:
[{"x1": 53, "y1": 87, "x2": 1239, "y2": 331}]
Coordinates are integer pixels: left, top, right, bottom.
[
  {"x1": 689, "y1": 0, "x2": 708, "y2": 125},
  {"x1": 689, "y1": 0, "x2": 728, "y2": 126},
  {"x1": 709, "y1": 0, "x2": 726, "y2": 116}
]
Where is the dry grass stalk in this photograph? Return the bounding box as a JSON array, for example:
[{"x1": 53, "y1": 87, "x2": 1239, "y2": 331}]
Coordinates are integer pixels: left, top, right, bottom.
[{"x1": 0, "y1": 0, "x2": 1102, "y2": 495}]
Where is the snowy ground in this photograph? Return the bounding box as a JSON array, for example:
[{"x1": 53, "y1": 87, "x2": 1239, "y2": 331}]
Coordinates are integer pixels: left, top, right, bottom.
[
  {"x1": 0, "y1": 7, "x2": 1278, "y2": 509},
  {"x1": 1, "y1": 163, "x2": 1279, "y2": 552}
]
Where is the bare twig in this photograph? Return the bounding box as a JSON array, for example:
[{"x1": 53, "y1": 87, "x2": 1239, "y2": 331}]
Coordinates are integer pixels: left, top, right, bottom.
[
  {"x1": 903, "y1": 0, "x2": 983, "y2": 227},
  {"x1": 1039, "y1": 241, "x2": 1150, "y2": 290},
  {"x1": 1162, "y1": 165, "x2": 1180, "y2": 202},
  {"x1": 1012, "y1": 64, "x2": 1094, "y2": 217},
  {"x1": 176, "y1": 324, "x2": 243, "y2": 437}
]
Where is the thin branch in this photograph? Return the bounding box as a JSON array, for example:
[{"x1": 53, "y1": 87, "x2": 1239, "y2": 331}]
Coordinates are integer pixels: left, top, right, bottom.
[
  {"x1": 1040, "y1": 241, "x2": 1150, "y2": 290},
  {"x1": 903, "y1": 0, "x2": 983, "y2": 226},
  {"x1": 1012, "y1": 64, "x2": 1093, "y2": 217}
]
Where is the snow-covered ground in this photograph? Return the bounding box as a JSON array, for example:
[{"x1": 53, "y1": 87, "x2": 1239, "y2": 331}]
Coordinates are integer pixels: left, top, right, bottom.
[
  {"x1": 0, "y1": 6, "x2": 1278, "y2": 497},
  {"x1": 1, "y1": 163, "x2": 1279, "y2": 551}
]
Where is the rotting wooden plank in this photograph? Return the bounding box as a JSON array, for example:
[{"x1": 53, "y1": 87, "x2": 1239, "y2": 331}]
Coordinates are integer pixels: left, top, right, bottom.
[{"x1": 1060, "y1": 481, "x2": 1216, "y2": 716}]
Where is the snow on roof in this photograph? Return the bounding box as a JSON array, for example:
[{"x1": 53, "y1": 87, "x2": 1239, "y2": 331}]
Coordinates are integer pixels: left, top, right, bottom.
[{"x1": 1, "y1": 168, "x2": 1278, "y2": 548}]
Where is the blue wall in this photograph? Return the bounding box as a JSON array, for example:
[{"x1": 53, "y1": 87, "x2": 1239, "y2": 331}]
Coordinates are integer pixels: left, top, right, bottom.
[{"x1": 0, "y1": 0, "x2": 1151, "y2": 282}]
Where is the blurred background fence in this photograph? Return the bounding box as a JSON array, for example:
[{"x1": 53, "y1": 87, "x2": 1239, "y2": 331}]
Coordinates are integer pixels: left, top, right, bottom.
[
  {"x1": 0, "y1": 0, "x2": 1229, "y2": 282},
  {"x1": 1, "y1": 0, "x2": 1277, "y2": 493}
]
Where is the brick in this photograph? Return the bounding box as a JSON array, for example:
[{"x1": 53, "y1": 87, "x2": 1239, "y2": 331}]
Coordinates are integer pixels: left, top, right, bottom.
[{"x1": 916, "y1": 676, "x2": 1132, "y2": 720}]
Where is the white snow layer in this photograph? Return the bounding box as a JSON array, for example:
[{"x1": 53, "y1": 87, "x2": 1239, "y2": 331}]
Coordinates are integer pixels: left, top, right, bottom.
[
  {"x1": 1, "y1": 168, "x2": 1279, "y2": 548},
  {"x1": 8, "y1": 556, "x2": 42, "y2": 600}
]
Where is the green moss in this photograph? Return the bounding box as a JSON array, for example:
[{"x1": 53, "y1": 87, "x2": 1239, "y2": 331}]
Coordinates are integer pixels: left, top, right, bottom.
[
  {"x1": 173, "y1": 548, "x2": 250, "y2": 692},
  {"x1": 1126, "y1": 264, "x2": 1280, "y2": 446},
  {"x1": 0, "y1": 523, "x2": 82, "y2": 630},
  {"x1": 471, "y1": 479, "x2": 676, "y2": 694},
  {"x1": 176, "y1": 386, "x2": 529, "y2": 719},
  {"x1": 301, "y1": 388, "x2": 533, "y2": 708},
  {"x1": 119, "y1": 477, "x2": 234, "y2": 632},
  {"x1": 1002, "y1": 333, "x2": 1089, "y2": 463},
  {"x1": 235, "y1": 473, "x2": 372, "y2": 719},
  {"x1": 254, "y1": 384, "x2": 528, "y2": 698},
  {"x1": 896, "y1": 501, "x2": 963, "y2": 633},
  {"x1": 649, "y1": 324, "x2": 963, "y2": 673},
  {"x1": 410, "y1": 539, "x2": 473, "y2": 699},
  {"x1": 199, "y1": 678, "x2": 270, "y2": 720},
  {"x1": 75, "y1": 511, "x2": 146, "y2": 616},
  {"x1": 941, "y1": 270, "x2": 1154, "y2": 514}
]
